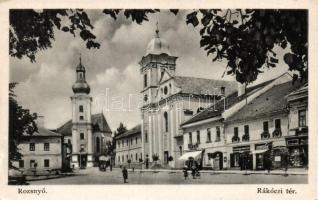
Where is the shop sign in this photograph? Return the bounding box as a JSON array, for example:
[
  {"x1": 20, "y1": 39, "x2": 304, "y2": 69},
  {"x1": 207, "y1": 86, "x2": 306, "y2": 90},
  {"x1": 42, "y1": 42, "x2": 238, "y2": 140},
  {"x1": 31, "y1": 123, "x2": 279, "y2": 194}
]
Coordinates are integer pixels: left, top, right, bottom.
[
  {"x1": 287, "y1": 139, "x2": 299, "y2": 146},
  {"x1": 233, "y1": 145, "x2": 250, "y2": 152},
  {"x1": 274, "y1": 156, "x2": 281, "y2": 162}
]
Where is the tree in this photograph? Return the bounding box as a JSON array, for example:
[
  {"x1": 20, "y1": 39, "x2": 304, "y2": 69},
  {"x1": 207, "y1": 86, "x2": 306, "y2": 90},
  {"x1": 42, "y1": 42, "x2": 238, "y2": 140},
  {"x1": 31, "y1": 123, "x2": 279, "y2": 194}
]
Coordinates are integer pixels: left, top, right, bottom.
[
  {"x1": 9, "y1": 83, "x2": 38, "y2": 169},
  {"x1": 10, "y1": 9, "x2": 307, "y2": 84},
  {"x1": 115, "y1": 122, "x2": 127, "y2": 136}
]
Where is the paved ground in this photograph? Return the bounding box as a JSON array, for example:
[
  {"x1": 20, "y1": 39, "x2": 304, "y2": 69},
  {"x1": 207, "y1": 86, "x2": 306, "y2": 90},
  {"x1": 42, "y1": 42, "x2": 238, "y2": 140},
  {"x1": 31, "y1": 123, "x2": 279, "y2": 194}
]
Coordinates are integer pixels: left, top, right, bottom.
[{"x1": 30, "y1": 167, "x2": 307, "y2": 185}]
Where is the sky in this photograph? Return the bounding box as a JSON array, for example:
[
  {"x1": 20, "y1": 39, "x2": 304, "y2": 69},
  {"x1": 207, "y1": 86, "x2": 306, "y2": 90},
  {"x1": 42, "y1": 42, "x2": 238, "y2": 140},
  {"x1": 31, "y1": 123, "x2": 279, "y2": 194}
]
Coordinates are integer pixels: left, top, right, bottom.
[{"x1": 10, "y1": 10, "x2": 290, "y2": 131}]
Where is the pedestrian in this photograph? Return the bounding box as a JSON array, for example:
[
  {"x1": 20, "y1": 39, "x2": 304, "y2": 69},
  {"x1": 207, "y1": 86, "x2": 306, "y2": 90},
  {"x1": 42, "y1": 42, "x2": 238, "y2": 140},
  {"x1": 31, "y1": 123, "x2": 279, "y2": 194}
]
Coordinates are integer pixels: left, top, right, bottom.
[
  {"x1": 191, "y1": 164, "x2": 196, "y2": 179},
  {"x1": 183, "y1": 166, "x2": 188, "y2": 180},
  {"x1": 110, "y1": 163, "x2": 112, "y2": 171},
  {"x1": 122, "y1": 166, "x2": 128, "y2": 183}
]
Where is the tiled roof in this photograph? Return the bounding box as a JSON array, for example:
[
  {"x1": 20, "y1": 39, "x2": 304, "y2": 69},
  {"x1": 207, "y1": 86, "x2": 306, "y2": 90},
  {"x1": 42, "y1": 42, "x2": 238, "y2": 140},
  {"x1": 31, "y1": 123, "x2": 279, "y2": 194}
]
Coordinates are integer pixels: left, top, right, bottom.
[
  {"x1": 181, "y1": 79, "x2": 274, "y2": 126},
  {"x1": 115, "y1": 124, "x2": 141, "y2": 139},
  {"x1": 174, "y1": 76, "x2": 237, "y2": 96},
  {"x1": 23, "y1": 127, "x2": 61, "y2": 137},
  {"x1": 226, "y1": 80, "x2": 304, "y2": 122},
  {"x1": 57, "y1": 113, "x2": 112, "y2": 136}
]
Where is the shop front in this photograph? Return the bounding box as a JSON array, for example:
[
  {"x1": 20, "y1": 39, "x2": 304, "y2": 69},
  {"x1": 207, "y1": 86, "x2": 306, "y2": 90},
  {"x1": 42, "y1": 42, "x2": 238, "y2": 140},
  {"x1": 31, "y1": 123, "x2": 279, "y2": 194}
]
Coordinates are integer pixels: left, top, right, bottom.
[
  {"x1": 207, "y1": 152, "x2": 223, "y2": 170},
  {"x1": 230, "y1": 145, "x2": 252, "y2": 170},
  {"x1": 252, "y1": 143, "x2": 270, "y2": 170},
  {"x1": 286, "y1": 136, "x2": 308, "y2": 168}
]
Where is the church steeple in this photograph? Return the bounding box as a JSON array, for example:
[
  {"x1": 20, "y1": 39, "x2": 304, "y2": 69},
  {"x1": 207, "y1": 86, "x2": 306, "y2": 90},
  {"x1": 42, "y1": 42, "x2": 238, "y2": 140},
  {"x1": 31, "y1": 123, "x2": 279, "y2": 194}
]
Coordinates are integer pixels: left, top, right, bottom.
[{"x1": 72, "y1": 55, "x2": 90, "y2": 94}]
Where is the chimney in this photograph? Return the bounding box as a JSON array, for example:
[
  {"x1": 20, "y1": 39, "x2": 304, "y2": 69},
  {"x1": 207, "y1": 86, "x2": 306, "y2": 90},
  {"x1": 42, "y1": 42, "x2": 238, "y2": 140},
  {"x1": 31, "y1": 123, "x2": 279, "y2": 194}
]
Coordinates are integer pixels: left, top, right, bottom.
[
  {"x1": 220, "y1": 87, "x2": 226, "y2": 96},
  {"x1": 36, "y1": 116, "x2": 45, "y2": 128},
  {"x1": 238, "y1": 83, "x2": 246, "y2": 96}
]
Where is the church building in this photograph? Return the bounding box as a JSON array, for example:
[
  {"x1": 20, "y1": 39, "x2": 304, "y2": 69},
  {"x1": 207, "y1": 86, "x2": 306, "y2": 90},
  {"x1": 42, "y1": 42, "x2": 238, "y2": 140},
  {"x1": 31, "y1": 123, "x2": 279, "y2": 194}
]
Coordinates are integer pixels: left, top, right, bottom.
[
  {"x1": 58, "y1": 58, "x2": 112, "y2": 169},
  {"x1": 140, "y1": 27, "x2": 237, "y2": 168}
]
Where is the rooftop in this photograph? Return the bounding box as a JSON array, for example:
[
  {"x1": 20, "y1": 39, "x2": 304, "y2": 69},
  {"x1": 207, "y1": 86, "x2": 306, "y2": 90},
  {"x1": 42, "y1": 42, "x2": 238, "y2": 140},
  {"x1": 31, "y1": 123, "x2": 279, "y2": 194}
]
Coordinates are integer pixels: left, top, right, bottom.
[
  {"x1": 115, "y1": 124, "x2": 141, "y2": 139},
  {"x1": 57, "y1": 113, "x2": 112, "y2": 136},
  {"x1": 23, "y1": 127, "x2": 61, "y2": 137}
]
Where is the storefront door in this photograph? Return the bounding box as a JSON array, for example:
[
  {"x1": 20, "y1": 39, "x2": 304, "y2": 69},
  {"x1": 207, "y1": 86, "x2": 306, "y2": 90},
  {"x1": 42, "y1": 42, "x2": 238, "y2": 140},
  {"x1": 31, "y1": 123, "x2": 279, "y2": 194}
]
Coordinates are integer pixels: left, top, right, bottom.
[{"x1": 256, "y1": 154, "x2": 265, "y2": 170}]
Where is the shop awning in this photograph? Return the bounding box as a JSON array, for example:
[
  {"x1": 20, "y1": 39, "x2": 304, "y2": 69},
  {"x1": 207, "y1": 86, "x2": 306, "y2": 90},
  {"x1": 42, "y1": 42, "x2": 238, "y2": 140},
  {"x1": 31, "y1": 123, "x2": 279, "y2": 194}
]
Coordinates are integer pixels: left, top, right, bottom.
[
  {"x1": 178, "y1": 151, "x2": 202, "y2": 161},
  {"x1": 251, "y1": 149, "x2": 268, "y2": 154},
  {"x1": 272, "y1": 140, "x2": 287, "y2": 148}
]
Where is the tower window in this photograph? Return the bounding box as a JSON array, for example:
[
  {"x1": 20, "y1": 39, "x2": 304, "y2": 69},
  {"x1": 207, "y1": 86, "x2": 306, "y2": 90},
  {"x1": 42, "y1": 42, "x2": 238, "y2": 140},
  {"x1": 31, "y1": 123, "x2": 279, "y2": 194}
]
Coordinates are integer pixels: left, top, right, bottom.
[
  {"x1": 189, "y1": 132, "x2": 192, "y2": 144},
  {"x1": 96, "y1": 137, "x2": 100, "y2": 153},
  {"x1": 144, "y1": 74, "x2": 147, "y2": 88},
  {"x1": 164, "y1": 86, "x2": 168, "y2": 95},
  {"x1": 145, "y1": 131, "x2": 148, "y2": 143},
  {"x1": 79, "y1": 105, "x2": 84, "y2": 112},
  {"x1": 79, "y1": 116, "x2": 84, "y2": 120},
  {"x1": 299, "y1": 110, "x2": 306, "y2": 127},
  {"x1": 164, "y1": 112, "x2": 168, "y2": 132},
  {"x1": 80, "y1": 133, "x2": 84, "y2": 140}
]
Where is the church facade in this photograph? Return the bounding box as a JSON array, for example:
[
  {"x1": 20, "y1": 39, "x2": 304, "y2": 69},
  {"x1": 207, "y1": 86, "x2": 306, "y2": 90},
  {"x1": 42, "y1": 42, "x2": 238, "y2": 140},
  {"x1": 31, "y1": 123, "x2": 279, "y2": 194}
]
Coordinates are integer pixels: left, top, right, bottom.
[
  {"x1": 58, "y1": 58, "x2": 112, "y2": 169},
  {"x1": 140, "y1": 28, "x2": 237, "y2": 168}
]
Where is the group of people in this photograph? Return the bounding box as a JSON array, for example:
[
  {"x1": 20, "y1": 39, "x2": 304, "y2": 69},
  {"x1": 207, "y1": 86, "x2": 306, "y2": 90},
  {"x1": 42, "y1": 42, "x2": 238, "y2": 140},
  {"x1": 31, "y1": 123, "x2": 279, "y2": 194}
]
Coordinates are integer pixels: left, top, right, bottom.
[{"x1": 183, "y1": 159, "x2": 201, "y2": 180}]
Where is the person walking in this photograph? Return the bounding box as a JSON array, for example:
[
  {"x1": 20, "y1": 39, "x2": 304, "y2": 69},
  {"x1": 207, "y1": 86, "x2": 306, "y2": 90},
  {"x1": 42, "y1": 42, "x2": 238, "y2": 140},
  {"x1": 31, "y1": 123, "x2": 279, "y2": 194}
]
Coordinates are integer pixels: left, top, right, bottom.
[
  {"x1": 183, "y1": 166, "x2": 188, "y2": 180},
  {"x1": 191, "y1": 163, "x2": 196, "y2": 179},
  {"x1": 122, "y1": 167, "x2": 128, "y2": 183}
]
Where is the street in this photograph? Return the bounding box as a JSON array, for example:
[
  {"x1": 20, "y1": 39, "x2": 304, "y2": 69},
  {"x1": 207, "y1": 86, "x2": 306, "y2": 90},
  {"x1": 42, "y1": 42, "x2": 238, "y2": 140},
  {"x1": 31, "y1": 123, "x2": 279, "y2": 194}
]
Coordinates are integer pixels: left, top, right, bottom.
[{"x1": 29, "y1": 167, "x2": 307, "y2": 185}]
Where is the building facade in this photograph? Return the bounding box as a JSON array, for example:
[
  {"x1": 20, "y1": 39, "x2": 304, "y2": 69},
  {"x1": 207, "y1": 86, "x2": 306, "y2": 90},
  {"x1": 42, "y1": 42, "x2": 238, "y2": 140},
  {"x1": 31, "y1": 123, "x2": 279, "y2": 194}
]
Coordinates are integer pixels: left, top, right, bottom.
[
  {"x1": 57, "y1": 58, "x2": 112, "y2": 169},
  {"x1": 140, "y1": 27, "x2": 237, "y2": 168},
  {"x1": 13, "y1": 117, "x2": 63, "y2": 174},
  {"x1": 181, "y1": 73, "x2": 307, "y2": 170},
  {"x1": 114, "y1": 125, "x2": 142, "y2": 168}
]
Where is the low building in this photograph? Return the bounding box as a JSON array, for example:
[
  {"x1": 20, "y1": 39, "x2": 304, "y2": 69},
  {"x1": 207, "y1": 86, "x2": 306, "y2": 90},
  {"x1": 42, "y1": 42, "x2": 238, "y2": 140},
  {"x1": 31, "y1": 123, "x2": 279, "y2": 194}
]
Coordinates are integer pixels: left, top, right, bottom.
[
  {"x1": 180, "y1": 73, "x2": 307, "y2": 170},
  {"x1": 114, "y1": 124, "x2": 143, "y2": 168},
  {"x1": 286, "y1": 83, "x2": 308, "y2": 168},
  {"x1": 13, "y1": 116, "x2": 63, "y2": 174}
]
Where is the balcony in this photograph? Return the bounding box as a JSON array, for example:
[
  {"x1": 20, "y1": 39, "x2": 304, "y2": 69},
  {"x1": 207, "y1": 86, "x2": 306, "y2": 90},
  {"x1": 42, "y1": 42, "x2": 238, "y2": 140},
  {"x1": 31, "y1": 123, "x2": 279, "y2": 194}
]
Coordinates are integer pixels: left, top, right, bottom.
[
  {"x1": 231, "y1": 136, "x2": 240, "y2": 143},
  {"x1": 261, "y1": 131, "x2": 270, "y2": 140},
  {"x1": 242, "y1": 134, "x2": 250, "y2": 142},
  {"x1": 188, "y1": 143, "x2": 199, "y2": 150},
  {"x1": 272, "y1": 128, "x2": 282, "y2": 138}
]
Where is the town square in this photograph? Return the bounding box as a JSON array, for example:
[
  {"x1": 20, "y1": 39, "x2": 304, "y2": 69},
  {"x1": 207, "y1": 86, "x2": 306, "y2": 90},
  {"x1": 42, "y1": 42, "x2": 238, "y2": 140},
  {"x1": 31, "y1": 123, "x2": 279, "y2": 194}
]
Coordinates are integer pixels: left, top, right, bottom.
[{"x1": 8, "y1": 9, "x2": 308, "y2": 185}]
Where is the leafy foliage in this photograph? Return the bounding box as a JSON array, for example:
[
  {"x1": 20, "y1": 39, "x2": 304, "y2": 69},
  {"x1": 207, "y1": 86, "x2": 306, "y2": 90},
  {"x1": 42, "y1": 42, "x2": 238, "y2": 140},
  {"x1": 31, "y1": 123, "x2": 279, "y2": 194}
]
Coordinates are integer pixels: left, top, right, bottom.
[
  {"x1": 9, "y1": 83, "x2": 38, "y2": 169},
  {"x1": 187, "y1": 9, "x2": 307, "y2": 84},
  {"x1": 9, "y1": 9, "x2": 99, "y2": 62}
]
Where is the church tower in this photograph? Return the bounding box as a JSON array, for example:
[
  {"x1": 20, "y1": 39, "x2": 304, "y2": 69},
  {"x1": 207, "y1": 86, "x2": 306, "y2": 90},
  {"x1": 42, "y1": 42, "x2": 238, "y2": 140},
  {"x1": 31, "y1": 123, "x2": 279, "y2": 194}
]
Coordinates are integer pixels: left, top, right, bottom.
[
  {"x1": 139, "y1": 25, "x2": 178, "y2": 106},
  {"x1": 70, "y1": 56, "x2": 93, "y2": 168}
]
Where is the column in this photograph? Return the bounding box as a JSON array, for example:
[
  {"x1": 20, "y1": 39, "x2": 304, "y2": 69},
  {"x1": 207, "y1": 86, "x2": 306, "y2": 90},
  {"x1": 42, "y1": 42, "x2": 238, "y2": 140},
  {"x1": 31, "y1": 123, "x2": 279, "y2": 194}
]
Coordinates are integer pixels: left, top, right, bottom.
[
  {"x1": 141, "y1": 118, "x2": 145, "y2": 164},
  {"x1": 158, "y1": 111, "x2": 162, "y2": 160},
  {"x1": 148, "y1": 113, "x2": 153, "y2": 160}
]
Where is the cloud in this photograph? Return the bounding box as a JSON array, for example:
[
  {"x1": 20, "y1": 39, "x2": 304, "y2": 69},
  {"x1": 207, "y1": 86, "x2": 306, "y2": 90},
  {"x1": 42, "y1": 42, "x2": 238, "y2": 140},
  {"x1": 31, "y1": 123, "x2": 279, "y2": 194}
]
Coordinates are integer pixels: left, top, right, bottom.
[{"x1": 10, "y1": 9, "x2": 290, "y2": 131}]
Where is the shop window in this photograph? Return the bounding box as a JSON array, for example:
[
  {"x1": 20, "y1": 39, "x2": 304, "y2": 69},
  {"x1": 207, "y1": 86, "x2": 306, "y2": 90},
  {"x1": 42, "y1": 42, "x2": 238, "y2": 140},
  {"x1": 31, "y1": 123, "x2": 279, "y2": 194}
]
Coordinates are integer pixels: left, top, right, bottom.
[
  {"x1": 298, "y1": 110, "x2": 306, "y2": 127},
  {"x1": 44, "y1": 143, "x2": 50, "y2": 151},
  {"x1": 206, "y1": 128, "x2": 211, "y2": 143},
  {"x1": 242, "y1": 125, "x2": 250, "y2": 141},
  {"x1": 19, "y1": 160, "x2": 24, "y2": 168},
  {"x1": 196, "y1": 131, "x2": 200, "y2": 144},
  {"x1": 44, "y1": 159, "x2": 50, "y2": 168},
  {"x1": 79, "y1": 105, "x2": 84, "y2": 112},
  {"x1": 189, "y1": 132, "x2": 192, "y2": 144},
  {"x1": 29, "y1": 143, "x2": 35, "y2": 151},
  {"x1": 30, "y1": 160, "x2": 36, "y2": 168},
  {"x1": 164, "y1": 112, "x2": 168, "y2": 132},
  {"x1": 215, "y1": 126, "x2": 221, "y2": 142},
  {"x1": 232, "y1": 127, "x2": 240, "y2": 143},
  {"x1": 80, "y1": 133, "x2": 84, "y2": 140}
]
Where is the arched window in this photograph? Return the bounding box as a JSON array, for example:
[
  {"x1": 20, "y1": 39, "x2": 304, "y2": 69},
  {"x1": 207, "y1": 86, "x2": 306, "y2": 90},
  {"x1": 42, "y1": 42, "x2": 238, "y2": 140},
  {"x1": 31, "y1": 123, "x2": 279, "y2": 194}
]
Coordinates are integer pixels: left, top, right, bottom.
[
  {"x1": 96, "y1": 137, "x2": 100, "y2": 153},
  {"x1": 179, "y1": 146, "x2": 182, "y2": 155},
  {"x1": 79, "y1": 105, "x2": 84, "y2": 112},
  {"x1": 164, "y1": 112, "x2": 168, "y2": 132}
]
